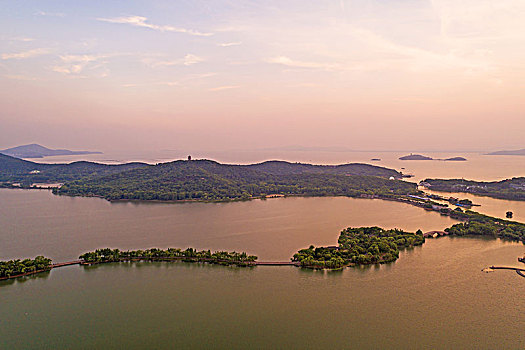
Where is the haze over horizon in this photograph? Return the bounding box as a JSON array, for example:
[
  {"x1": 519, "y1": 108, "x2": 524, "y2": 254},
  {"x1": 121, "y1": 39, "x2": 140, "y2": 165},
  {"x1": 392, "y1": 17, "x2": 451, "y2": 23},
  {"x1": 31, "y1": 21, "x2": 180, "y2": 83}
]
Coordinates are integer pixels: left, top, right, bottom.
[{"x1": 1, "y1": 0, "x2": 524, "y2": 152}]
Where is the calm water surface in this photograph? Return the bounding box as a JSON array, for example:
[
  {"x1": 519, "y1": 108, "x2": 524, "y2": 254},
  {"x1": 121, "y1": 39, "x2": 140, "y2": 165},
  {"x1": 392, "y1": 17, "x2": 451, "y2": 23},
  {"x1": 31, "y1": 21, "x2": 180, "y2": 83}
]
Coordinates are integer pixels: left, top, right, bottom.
[
  {"x1": 0, "y1": 239, "x2": 523, "y2": 349},
  {"x1": 31, "y1": 150, "x2": 525, "y2": 220},
  {"x1": 1, "y1": 189, "x2": 524, "y2": 349},
  {"x1": 0, "y1": 189, "x2": 460, "y2": 262}
]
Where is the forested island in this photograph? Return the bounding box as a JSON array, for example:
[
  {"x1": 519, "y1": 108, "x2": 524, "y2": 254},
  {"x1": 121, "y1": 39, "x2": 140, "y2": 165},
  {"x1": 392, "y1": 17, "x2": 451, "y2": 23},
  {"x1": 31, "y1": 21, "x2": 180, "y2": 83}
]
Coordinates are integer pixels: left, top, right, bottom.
[
  {"x1": 56, "y1": 159, "x2": 417, "y2": 201},
  {"x1": 0, "y1": 256, "x2": 52, "y2": 280},
  {"x1": 292, "y1": 211, "x2": 525, "y2": 269},
  {"x1": 445, "y1": 210, "x2": 525, "y2": 242},
  {"x1": 79, "y1": 248, "x2": 258, "y2": 267},
  {"x1": 399, "y1": 154, "x2": 466, "y2": 161},
  {"x1": 422, "y1": 178, "x2": 525, "y2": 201},
  {"x1": 292, "y1": 227, "x2": 425, "y2": 269},
  {"x1": 399, "y1": 154, "x2": 433, "y2": 160},
  {"x1": 1, "y1": 153, "x2": 414, "y2": 202},
  {"x1": 0, "y1": 248, "x2": 257, "y2": 281}
]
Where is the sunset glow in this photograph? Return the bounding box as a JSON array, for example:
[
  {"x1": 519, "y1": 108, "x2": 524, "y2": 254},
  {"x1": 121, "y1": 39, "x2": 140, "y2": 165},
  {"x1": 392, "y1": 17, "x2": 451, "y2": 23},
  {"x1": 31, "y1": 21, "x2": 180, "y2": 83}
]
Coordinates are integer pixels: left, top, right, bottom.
[{"x1": 1, "y1": 0, "x2": 524, "y2": 151}]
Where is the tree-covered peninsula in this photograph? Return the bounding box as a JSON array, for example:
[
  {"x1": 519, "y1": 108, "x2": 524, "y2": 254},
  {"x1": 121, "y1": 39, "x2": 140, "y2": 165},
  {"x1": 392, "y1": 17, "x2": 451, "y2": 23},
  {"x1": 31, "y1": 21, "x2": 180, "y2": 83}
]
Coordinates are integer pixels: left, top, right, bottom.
[
  {"x1": 445, "y1": 210, "x2": 525, "y2": 242},
  {"x1": 56, "y1": 160, "x2": 418, "y2": 201},
  {"x1": 292, "y1": 227, "x2": 425, "y2": 269},
  {"x1": 0, "y1": 256, "x2": 52, "y2": 279},
  {"x1": 79, "y1": 248, "x2": 257, "y2": 267},
  {"x1": 421, "y1": 178, "x2": 525, "y2": 201},
  {"x1": 292, "y1": 209, "x2": 525, "y2": 270},
  {"x1": 0, "y1": 154, "x2": 419, "y2": 201}
]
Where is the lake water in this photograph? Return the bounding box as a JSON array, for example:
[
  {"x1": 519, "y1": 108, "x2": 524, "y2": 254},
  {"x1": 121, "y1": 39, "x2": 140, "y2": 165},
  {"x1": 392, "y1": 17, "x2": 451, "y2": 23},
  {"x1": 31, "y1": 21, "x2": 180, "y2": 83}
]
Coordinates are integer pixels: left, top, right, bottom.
[
  {"x1": 0, "y1": 189, "x2": 459, "y2": 262},
  {"x1": 1, "y1": 189, "x2": 524, "y2": 349},
  {"x1": 2, "y1": 152, "x2": 525, "y2": 349},
  {"x1": 30, "y1": 149, "x2": 525, "y2": 220}
]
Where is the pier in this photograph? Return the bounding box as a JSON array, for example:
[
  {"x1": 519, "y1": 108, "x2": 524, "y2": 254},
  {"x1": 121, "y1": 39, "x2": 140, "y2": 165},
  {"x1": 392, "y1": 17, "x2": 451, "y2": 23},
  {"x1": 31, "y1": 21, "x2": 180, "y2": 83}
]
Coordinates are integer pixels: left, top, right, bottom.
[{"x1": 489, "y1": 266, "x2": 525, "y2": 279}]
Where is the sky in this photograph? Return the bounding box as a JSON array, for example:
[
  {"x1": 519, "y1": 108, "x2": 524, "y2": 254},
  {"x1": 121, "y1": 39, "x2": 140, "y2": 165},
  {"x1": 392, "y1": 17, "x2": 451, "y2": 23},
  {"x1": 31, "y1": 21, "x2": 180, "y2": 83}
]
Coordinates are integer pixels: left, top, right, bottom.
[{"x1": 1, "y1": 0, "x2": 524, "y2": 152}]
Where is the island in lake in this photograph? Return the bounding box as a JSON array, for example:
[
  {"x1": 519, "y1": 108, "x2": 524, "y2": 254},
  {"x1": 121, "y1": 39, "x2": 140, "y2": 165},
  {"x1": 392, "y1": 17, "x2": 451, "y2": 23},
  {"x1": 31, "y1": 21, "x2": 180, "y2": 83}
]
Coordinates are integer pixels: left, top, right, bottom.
[
  {"x1": 0, "y1": 153, "x2": 417, "y2": 201},
  {"x1": 292, "y1": 227, "x2": 425, "y2": 269},
  {"x1": 421, "y1": 178, "x2": 525, "y2": 201},
  {"x1": 0, "y1": 143, "x2": 102, "y2": 159},
  {"x1": 399, "y1": 154, "x2": 433, "y2": 160},
  {"x1": 399, "y1": 154, "x2": 467, "y2": 161}
]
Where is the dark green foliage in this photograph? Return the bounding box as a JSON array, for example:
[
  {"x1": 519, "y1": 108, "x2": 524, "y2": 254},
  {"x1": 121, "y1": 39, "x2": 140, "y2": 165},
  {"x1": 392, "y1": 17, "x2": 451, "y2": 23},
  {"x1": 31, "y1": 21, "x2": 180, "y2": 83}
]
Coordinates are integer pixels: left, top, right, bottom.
[
  {"x1": 292, "y1": 227, "x2": 425, "y2": 269},
  {"x1": 0, "y1": 256, "x2": 52, "y2": 278},
  {"x1": 0, "y1": 153, "x2": 147, "y2": 185},
  {"x1": 423, "y1": 178, "x2": 525, "y2": 201},
  {"x1": 247, "y1": 160, "x2": 403, "y2": 178},
  {"x1": 57, "y1": 160, "x2": 418, "y2": 201},
  {"x1": 446, "y1": 210, "x2": 525, "y2": 242},
  {"x1": 79, "y1": 247, "x2": 257, "y2": 267}
]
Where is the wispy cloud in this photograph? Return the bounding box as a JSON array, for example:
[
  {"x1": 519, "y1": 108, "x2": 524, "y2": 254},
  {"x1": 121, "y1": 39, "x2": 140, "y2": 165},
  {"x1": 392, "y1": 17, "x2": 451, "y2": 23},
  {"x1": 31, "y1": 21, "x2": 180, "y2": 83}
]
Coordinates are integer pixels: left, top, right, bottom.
[
  {"x1": 142, "y1": 54, "x2": 204, "y2": 68},
  {"x1": 209, "y1": 85, "x2": 240, "y2": 91},
  {"x1": 268, "y1": 26, "x2": 494, "y2": 76},
  {"x1": 351, "y1": 27, "x2": 493, "y2": 73},
  {"x1": 157, "y1": 81, "x2": 180, "y2": 87},
  {"x1": 97, "y1": 16, "x2": 213, "y2": 37},
  {"x1": 122, "y1": 72, "x2": 216, "y2": 88},
  {"x1": 5, "y1": 37, "x2": 35, "y2": 42},
  {"x1": 52, "y1": 54, "x2": 112, "y2": 75},
  {"x1": 35, "y1": 10, "x2": 65, "y2": 17},
  {"x1": 4, "y1": 74, "x2": 38, "y2": 81},
  {"x1": 267, "y1": 56, "x2": 340, "y2": 71},
  {"x1": 1, "y1": 48, "x2": 50, "y2": 60},
  {"x1": 218, "y1": 42, "x2": 242, "y2": 47}
]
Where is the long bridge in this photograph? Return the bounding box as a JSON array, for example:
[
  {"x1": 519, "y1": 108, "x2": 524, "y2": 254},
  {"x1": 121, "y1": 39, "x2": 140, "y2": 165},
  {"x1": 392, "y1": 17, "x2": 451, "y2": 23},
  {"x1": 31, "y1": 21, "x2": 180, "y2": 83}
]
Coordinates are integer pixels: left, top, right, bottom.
[
  {"x1": 48, "y1": 259, "x2": 301, "y2": 267},
  {"x1": 51, "y1": 260, "x2": 82, "y2": 268},
  {"x1": 255, "y1": 261, "x2": 300, "y2": 266}
]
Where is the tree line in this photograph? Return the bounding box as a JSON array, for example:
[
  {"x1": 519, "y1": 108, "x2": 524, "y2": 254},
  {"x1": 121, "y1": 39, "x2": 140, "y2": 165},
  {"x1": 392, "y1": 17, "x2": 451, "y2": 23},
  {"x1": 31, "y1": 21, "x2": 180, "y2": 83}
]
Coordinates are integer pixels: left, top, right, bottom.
[
  {"x1": 0, "y1": 256, "x2": 52, "y2": 279},
  {"x1": 56, "y1": 160, "x2": 418, "y2": 202},
  {"x1": 292, "y1": 227, "x2": 425, "y2": 269},
  {"x1": 79, "y1": 248, "x2": 258, "y2": 267}
]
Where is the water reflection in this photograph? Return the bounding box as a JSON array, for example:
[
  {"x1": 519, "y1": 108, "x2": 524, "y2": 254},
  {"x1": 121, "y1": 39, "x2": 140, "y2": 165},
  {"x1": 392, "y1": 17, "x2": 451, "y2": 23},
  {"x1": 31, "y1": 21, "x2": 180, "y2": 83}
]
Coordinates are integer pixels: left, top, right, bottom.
[{"x1": 0, "y1": 270, "x2": 51, "y2": 288}]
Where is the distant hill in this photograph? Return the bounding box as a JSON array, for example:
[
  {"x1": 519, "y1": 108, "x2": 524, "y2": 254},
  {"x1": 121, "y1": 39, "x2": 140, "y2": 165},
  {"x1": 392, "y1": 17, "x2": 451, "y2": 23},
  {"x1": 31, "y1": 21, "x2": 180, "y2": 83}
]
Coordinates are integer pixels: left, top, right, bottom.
[
  {"x1": 399, "y1": 154, "x2": 433, "y2": 160},
  {"x1": 56, "y1": 159, "x2": 417, "y2": 201},
  {"x1": 1, "y1": 156, "x2": 418, "y2": 201},
  {"x1": 0, "y1": 153, "x2": 147, "y2": 184},
  {"x1": 399, "y1": 154, "x2": 467, "y2": 161},
  {"x1": 0, "y1": 144, "x2": 102, "y2": 158},
  {"x1": 486, "y1": 149, "x2": 525, "y2": 156},
  {"x1": 443, "y1": 157, "x2": 467, "y2": 161}
]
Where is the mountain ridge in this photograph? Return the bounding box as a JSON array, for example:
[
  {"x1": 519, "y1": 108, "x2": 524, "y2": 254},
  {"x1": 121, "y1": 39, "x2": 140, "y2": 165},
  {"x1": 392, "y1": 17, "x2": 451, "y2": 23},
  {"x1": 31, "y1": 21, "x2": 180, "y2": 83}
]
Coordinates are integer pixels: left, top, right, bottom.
[{"x1": 0, "y1": 143, "x2": 102, "y2": 158}]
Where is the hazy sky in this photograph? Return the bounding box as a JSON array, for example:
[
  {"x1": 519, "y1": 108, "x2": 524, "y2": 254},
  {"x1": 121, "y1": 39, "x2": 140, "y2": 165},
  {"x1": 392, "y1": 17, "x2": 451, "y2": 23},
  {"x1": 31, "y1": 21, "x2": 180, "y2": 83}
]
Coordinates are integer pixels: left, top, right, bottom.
[{"x1": 1, "y1": 0, "x2": 524, "y2": 152}]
